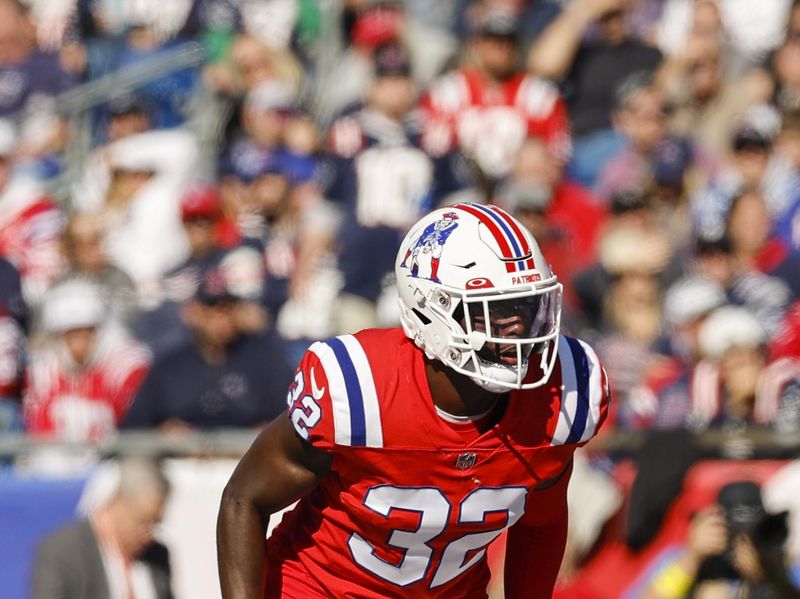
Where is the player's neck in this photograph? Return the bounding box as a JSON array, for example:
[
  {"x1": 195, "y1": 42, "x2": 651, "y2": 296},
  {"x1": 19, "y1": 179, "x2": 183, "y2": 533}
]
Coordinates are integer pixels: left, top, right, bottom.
[{"x1": 424, "y1": 358, "x2": 506, "y2": 418}]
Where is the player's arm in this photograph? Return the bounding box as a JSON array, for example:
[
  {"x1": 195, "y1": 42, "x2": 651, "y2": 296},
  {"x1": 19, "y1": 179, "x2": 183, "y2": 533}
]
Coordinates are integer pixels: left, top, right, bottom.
[
  {"x1": 504, "y1": 460, "x2": 572, "y2": 599},
  {"x1": 217, "y1": 414, "x2": 332, "y2": 599}
]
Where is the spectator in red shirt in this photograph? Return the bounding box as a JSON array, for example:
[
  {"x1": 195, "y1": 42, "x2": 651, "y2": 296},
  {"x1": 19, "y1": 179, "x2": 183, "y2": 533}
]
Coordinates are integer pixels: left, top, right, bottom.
[
  {"x1": 24, "y1": 281, "x2": 150, "y2": 442},
  {"x1": 421, "y1": 9, "x2": 570, "y2": 183}
]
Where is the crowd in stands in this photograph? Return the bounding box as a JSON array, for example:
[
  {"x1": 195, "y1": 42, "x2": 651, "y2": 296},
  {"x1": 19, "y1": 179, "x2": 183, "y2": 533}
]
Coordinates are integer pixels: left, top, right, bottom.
[{"x1": 1, "y1": 0, "x2": 800, "y2": 596}]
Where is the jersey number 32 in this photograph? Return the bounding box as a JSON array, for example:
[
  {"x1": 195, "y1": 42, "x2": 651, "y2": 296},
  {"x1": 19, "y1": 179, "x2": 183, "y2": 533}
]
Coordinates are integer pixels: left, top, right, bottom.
[{"x1": 349, "y1": 485, "x2": 528, "y2": 588}]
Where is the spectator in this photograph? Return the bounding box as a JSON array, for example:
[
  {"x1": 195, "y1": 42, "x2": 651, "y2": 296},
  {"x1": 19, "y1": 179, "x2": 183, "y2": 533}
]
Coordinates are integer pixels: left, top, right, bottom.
[
  {"x1": 122, "y1": 267, "x2": 292, "y2": 430},
  {"x1": 222, "y1": 79, "x2": 296, "y2": 185},
  {"x1": 57, "y1": 212, "x2": 139, "y2": 327},
  {"x1": 72, "y1": 127, "x2": 200, "y2": 301},
  {"x1": 0, "y1": 257, "x2": 25, "y2": 431},
  {"x1": 32, "y1": 457, "x2": 173, "y2": 599},
  {"x1": 573, "y1": 189, "x2": 680, "y2": 331},
  {"x1": 317, "y1": 0, "x2": 457, "y2": 123},
  {"x1": 659, "y1": 32, "x2": 763, "y2": 157},
  {"x1": 687, "y1": 306, "x2": 800, "y2": 432},
  {"x1": 692, "y1": 109, "x2": 800, "y2": 242},
  {"x1": 0, "y1": 304, "x2": 24, "y2": 431},
  {"x1": 0, "y1": 119, "x2": 65, "y2": 304},
  {"x1": 0, "y1": 0, "x2": 75, "y2": 117},
  {"x1": 528, "y1": 0, "x2": 662, "y2": 186},
  {"x1": 658, "y1": 0, "x2": 793, "y2": 69},
  {"x1": 694, "y1": 233, "x2": 791, "y2": 337},
  {"x1": 24, "y1": 281, "x2": 151, "y2": 442},
  {"x1": 725, "y1": 186, "x2": 800, "y2": 299},
  {"x1": 591, "y1": 225, "x2": 672, "y2": 428},
  {"x1": 326, "y1": 42, "x2": 443, "y2": 333},
  {"x1": 422, "y1": 9, "x2": 571, "y2": 183},
  {"x1": 498, "y1": 136, "x2": 607, "y2": 314},
  {"x1": 135, "y1": 184, "x2": 262, "y2": 357},
  {"x1": 625, "y1": 276, "x2": 728, "y2": 431},
  {"x1": 594, "y1": 74, "x2": 711, "y2": 203}
]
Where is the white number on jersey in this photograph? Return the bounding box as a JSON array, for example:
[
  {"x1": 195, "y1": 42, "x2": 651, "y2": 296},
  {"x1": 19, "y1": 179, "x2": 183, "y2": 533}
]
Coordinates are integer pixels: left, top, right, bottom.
[{"x1": 349, "y1": 485, "x2": 529, "y2": 588}]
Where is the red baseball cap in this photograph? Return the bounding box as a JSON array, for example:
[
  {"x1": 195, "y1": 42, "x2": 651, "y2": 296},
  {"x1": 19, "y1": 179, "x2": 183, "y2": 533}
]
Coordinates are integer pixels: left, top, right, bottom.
[{"x1": 181, "y1": 185, "x2": 221, "y2": 220}]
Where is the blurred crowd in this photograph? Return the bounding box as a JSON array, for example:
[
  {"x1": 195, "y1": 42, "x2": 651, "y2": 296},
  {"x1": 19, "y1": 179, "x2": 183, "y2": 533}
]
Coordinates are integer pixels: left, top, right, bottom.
[{"x1": 1, "y1": 0, "x2": 800, "y2": 595}]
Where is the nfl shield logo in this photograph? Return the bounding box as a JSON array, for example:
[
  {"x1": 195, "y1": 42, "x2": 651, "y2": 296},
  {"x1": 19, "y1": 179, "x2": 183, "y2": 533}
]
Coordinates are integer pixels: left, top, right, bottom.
[{"x1": 454, "y1": 453, "x2": 477, "y2": 470}]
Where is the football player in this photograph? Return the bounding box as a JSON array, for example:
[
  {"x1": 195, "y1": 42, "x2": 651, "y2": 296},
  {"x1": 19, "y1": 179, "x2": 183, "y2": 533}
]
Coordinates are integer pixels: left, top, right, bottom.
[{"x1": 217, "y1": 203, "x2": 611, "y2": 598}]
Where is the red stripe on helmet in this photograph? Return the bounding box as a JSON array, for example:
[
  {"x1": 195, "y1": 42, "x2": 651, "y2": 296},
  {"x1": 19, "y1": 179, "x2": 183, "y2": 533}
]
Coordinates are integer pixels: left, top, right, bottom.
[
  {"x1": 454, "y1": 203, "x2": 516, "y2": 272},
  {"x1": 486, "y1": 204, "x2": 532, "y2": 256}
]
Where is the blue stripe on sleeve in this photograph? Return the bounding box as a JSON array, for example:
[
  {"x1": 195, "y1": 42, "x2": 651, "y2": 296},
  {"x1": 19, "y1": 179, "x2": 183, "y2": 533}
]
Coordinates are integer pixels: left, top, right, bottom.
[
  {"x1": 326, "y1": 337, "x2": 367, "y2": 446},
  {"x1": 565, "y1": 337, "x2": 590, "y2": 444}
]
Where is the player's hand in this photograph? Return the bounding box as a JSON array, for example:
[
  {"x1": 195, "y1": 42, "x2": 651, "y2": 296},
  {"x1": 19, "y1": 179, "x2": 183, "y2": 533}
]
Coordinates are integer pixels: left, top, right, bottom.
[{"x1": 687, "y1": 507, "x2": 728, "y2": 562}]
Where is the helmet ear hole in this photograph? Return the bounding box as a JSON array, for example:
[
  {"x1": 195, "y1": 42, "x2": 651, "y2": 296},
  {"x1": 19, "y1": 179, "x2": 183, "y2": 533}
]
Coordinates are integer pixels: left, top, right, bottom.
[{"x1": 411, "y1": 308, "x2": 431, "y2": 325}]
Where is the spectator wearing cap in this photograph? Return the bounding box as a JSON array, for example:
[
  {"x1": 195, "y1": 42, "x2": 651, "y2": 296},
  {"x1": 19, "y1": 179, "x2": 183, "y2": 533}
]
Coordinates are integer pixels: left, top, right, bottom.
[
  {"x1": 326, "y1": 41, "x2": 463, "y2": 333},
  {"x1": 583, "y1": 222, "x2": 677, "y2": 430},
  {"x1": 0, "y1": 118, "x2": 65, "y2": 305},
  {"x1": 528, "y1": 0, "x2": 662, "y2": 187},
  {"x1": 498, "y1": 136, "x2": 606, "y2": 316},
  {"x1": 220, "y1": 79, "x2": 296, "y2": 192},
  {"x1": 687, "y1": 306, "x2": 800, "y2": 432},
  {"x1": 691, "y1": 106, "x2": 800, "y2": 242},
  {"x1": 57, "y1": 212, "x2": 138, "y2": 327},
  {"x1": 121, "y1": 267, "x2": 292, "y2": 431},
  {"x1": 623, "y1": 276, "x2": 727, "y2": 430},
  {"x1": 24, "y1": 281, "x2": 151, "y2": 442},
  {"x1": 135, "y1": 184, "x2": 262, "y2": 358},
  {"x1": 421, "y1": 8, "x2": 571, "y2": 182},
  {"x1": 316, "y1": 0, "x2": 457, "y2": 124},
  {"x1": 71, "y1": 126, "x2": 200, "y2": 302}
]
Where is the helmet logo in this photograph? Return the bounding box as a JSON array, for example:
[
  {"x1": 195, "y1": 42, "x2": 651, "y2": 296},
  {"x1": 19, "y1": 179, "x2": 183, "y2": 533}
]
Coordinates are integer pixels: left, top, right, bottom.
[
  {"x1": 399, "y1": 212, "x2": 460, "y2": 283},
  {"x1": 466, "y1": 277, "x2": 494, "y2": 289}
]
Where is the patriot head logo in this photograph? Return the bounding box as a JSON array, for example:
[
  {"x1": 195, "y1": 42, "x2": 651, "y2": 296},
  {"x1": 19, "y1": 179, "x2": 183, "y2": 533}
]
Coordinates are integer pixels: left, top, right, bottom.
[{"x1": 400, "y1": 212, "x2": 460, "y2": 283}]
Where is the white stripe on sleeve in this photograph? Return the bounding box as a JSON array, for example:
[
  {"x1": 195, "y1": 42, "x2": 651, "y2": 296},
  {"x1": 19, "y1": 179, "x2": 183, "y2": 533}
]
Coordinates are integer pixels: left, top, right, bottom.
[
  {"x1": 310, "y1": 341, "x2": 351, "y2": 446},
  {"x1": 339, "y1": 335, "x2": 384, "y2": 448}
]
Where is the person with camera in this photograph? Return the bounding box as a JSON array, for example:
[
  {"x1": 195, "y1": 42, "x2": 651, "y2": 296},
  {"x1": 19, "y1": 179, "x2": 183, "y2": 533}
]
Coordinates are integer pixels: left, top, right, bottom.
[{"x1": 639, "y1": 481, "x2": 799, "y2": 599}]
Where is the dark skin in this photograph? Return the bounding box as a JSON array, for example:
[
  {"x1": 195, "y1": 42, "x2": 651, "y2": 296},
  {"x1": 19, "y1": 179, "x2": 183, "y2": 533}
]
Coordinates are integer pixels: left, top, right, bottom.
[
  {"x1": 218, "y1": 307, "x2": 532, "y2": 597},
  {"x1": 217, "y1": 359, "x2": 503, "y2": 598}
]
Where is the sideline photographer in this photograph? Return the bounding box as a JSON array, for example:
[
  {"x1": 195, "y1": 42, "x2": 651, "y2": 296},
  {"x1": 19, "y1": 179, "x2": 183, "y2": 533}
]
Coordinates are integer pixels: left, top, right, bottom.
[{"x1": 640, "y1": 480, "x2": 799, "y2": 599}]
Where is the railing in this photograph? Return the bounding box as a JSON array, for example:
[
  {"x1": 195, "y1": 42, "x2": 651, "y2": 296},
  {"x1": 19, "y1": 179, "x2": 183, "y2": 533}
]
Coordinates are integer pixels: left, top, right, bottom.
[
  {"x1": 1, "y1": 428, "x2": 798, "y2": 460},
  {"x1": 50, "y1": 40, "x2": 211, "y2": 204}
]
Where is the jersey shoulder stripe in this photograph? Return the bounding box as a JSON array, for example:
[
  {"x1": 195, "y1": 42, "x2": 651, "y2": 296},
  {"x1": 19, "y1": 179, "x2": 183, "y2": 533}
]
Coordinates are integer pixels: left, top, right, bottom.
[
  {"x1": 550, "y1": 336, "x2": 607, "y2": 446},
  {"x1": 310, "y1": 335, "x2": 383, "y2": 448}
]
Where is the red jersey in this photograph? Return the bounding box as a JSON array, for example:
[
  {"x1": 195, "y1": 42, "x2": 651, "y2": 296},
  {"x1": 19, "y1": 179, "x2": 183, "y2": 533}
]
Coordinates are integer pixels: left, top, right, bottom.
[
  {"x1": 421, "y1": 68, "x2": 571, "y2": 179},
  {"x1": 24, "y1": 331, "x2": 150, "y2": 441},
  {"x1": 269, "y1": 328, "x2": 610, "y2": 598}
]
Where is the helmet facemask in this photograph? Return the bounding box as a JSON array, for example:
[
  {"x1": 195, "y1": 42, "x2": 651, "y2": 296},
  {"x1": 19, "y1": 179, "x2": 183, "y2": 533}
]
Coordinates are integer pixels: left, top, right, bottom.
[{"x1": 414, "y1": 280, "x2": 563, "y2": 392}]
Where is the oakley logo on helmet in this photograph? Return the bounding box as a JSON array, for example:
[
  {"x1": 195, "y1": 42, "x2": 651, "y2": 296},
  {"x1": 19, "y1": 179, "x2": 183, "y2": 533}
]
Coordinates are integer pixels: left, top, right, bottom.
[{"x1": 466, "y1": 277, "x2": 495, "y2": 289}]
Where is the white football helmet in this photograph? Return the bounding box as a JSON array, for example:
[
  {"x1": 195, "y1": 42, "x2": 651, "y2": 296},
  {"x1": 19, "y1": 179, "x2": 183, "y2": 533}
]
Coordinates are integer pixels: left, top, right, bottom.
[{"x1": 396, "y1": 203, "x2": 562, "y2": 392}]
